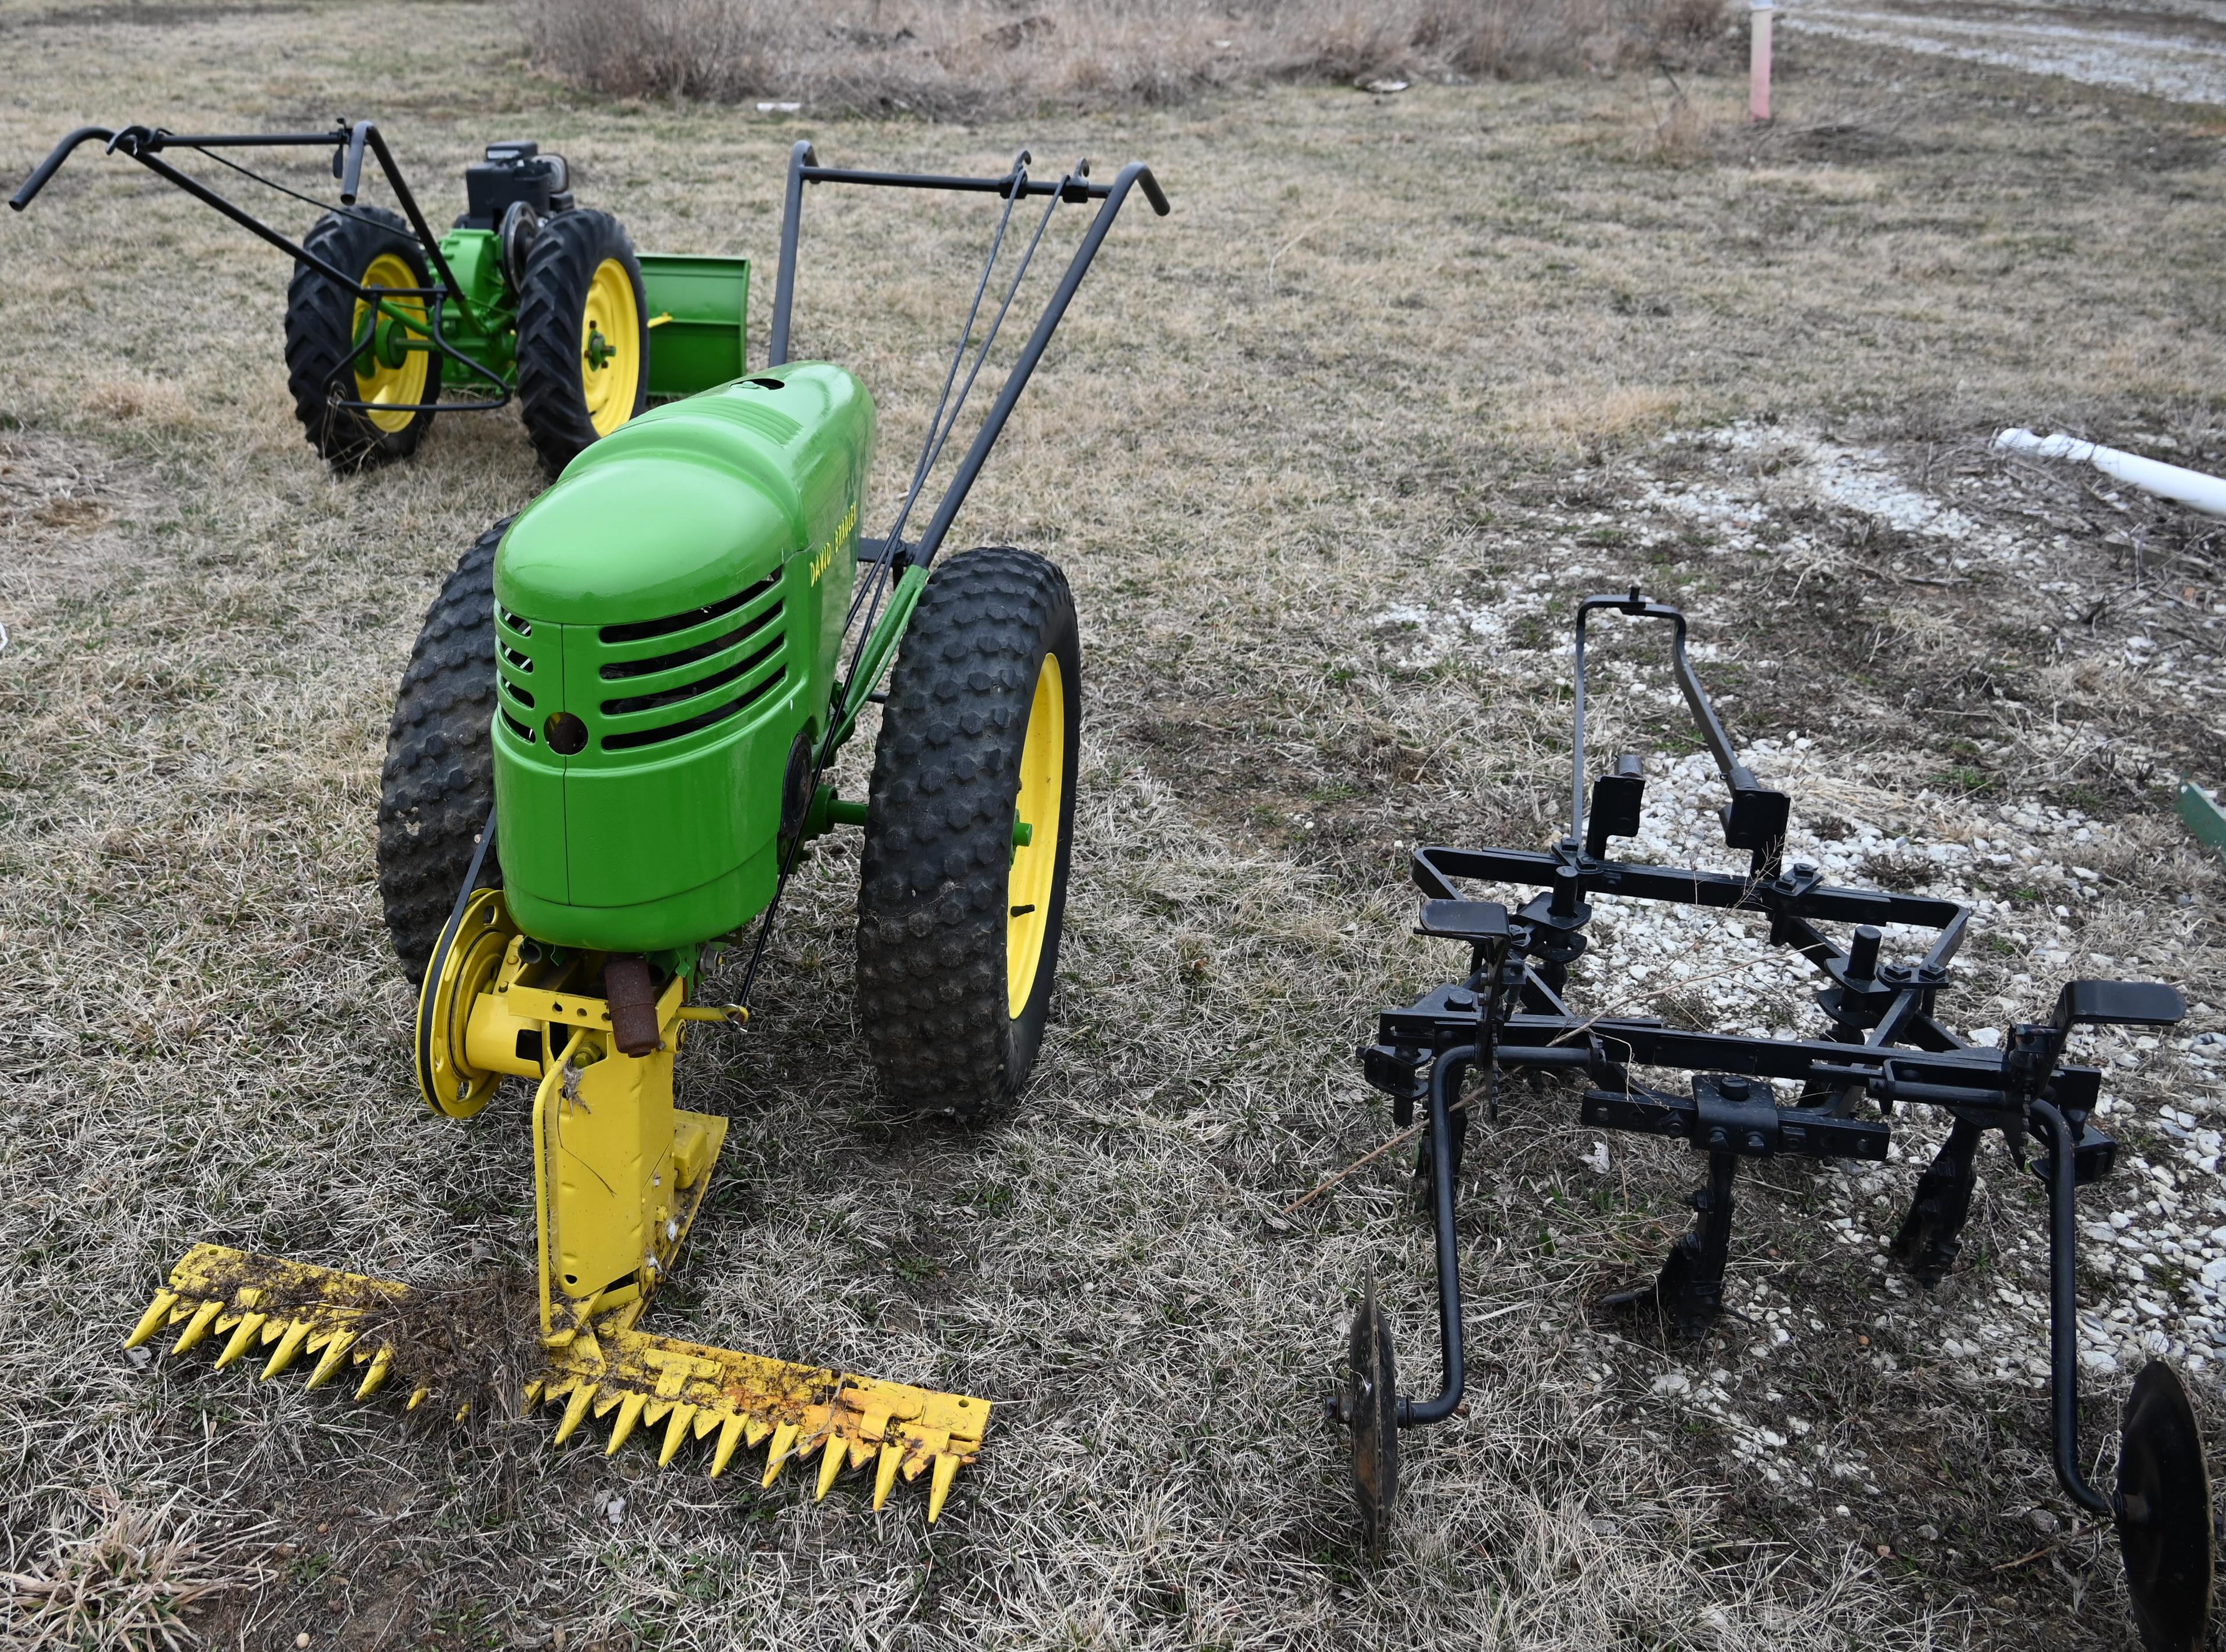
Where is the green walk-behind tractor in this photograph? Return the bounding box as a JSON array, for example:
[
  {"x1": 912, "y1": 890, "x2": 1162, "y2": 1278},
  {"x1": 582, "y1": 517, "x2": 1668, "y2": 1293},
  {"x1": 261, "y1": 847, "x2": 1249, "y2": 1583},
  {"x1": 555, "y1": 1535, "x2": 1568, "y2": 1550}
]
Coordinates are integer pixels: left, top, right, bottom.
[
  {"x1": 12, "y1": 120, "x2": 751, "y2": 474},
  {"x1": 122, "y1": 145, "x2": 1167, "y2": 1522}
]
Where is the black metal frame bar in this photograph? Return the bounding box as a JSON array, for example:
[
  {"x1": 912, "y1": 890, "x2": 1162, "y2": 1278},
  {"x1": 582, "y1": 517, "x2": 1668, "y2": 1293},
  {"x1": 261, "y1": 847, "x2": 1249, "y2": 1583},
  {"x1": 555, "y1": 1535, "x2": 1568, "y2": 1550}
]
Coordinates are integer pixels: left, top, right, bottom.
[
  {"x1": 10, "y1": 121, "x2": 510, "y2": 413},
  {"x1": 730, "y1": 141, "x2": 1166, "y2": 1013},
  {"x1": 764, "y1": 139, "x2": 1167, "y2": 573},
  {"x1": 1355, "y1": 593, "x2": 2185, "y2": 1522}
]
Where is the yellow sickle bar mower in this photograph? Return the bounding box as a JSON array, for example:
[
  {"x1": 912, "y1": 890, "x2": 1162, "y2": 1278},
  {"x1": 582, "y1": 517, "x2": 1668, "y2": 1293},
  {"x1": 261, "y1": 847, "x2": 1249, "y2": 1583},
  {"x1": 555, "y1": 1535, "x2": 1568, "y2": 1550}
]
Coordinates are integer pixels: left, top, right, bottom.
[{"x1": 126, "y1": 145, "x2": 1167, "y2": 1522}]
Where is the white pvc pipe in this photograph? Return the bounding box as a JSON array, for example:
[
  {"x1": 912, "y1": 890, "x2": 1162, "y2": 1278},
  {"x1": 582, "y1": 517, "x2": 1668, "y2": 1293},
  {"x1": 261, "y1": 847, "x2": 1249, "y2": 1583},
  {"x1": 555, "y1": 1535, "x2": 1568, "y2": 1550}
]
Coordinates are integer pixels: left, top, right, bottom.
[{"x1": 1994, "y1": 427, "x2": 2226, "y2": 518}]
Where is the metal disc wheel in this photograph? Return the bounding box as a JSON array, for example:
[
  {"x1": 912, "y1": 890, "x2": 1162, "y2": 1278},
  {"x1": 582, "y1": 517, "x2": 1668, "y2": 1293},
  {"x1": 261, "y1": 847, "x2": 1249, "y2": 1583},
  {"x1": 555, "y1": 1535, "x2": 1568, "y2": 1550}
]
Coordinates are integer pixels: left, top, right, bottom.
[
  {"x1": 1347, "y1": 1272, "x2": 1399, "y2": 1562},
  {"x1": 2120, "y1": 1359, "x2": 2214, "y2": 1652},
  {"x1": 352, "y1": 250, "x2": 432, "y2": 431},
  {"x1": 1005, "y1": 651, "x2": 1065, "y2": 1017},
  {"x1": 579, "y1": 256, "x2": 642, "y2": 438}
]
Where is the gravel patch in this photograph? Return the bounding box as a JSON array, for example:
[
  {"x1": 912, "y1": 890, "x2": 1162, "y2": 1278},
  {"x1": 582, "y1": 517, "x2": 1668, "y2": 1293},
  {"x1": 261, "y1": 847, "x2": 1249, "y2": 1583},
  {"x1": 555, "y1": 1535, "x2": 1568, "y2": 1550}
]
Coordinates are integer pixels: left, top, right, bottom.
[{"x1": 1784, "y1": 0, "x2": 2226, "y2": 105}]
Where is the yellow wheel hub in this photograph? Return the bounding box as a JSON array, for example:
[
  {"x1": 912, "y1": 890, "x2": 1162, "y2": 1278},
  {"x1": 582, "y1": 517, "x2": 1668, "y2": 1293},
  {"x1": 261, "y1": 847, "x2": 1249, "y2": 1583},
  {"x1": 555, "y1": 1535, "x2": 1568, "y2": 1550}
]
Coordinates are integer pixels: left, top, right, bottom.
[
  {"x1": 580, "y1": 257, "x2": 641, "y2": 438},
  {"x1": 416, "y1": 887, "x2": 515, "y2": 1120},
  {"x1": 352, "y1": 251, "x2": 430, "y2": 434},
  {"x1": 1006, "y1": 654, "x2": 1064, "y2": 1018}
]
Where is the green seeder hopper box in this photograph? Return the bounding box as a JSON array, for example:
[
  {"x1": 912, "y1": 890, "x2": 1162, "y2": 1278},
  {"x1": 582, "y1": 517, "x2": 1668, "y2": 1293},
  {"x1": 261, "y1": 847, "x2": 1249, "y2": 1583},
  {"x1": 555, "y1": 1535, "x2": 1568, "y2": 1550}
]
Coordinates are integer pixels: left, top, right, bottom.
[{"x1": 639, "y1": 254, "x2": 750, "y2": 401}]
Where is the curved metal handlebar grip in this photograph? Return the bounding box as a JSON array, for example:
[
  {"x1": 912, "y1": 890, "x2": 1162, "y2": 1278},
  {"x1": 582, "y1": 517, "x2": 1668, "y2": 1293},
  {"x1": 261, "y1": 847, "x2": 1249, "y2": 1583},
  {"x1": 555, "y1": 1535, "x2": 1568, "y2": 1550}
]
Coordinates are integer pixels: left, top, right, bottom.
[
  {"x1": 1134, "y1": 166, "x2": 1171, "y2": 217},
  {"x1": 338, "y1": 121, "x2": 372, "y2": 206},
  {"x1": 10, "y1": 125, "x2": 117, "y2": 212}
]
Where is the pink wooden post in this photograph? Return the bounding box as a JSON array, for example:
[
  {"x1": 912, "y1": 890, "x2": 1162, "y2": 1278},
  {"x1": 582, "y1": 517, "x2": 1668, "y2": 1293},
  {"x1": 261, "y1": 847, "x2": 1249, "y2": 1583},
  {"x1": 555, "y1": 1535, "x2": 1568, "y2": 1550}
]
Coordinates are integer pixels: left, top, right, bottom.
[{"x1": 1749, "y1": 0, "x2": 1775, "y2": 123}]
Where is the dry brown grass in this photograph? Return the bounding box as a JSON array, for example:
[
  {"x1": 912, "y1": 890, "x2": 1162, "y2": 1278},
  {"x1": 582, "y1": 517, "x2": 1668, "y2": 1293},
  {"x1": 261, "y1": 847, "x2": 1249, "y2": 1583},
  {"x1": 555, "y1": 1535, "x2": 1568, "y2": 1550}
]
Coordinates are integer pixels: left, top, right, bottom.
[
  {"x1": 522, "y1": 0, "x2": 1736, "y2": 115},
  {"x1": 2, "y1": 2, "x2": 2225, "y2": 1649},
  {"x1": 2, "y1": 1491, "x2": 269, "y2": 1651}
]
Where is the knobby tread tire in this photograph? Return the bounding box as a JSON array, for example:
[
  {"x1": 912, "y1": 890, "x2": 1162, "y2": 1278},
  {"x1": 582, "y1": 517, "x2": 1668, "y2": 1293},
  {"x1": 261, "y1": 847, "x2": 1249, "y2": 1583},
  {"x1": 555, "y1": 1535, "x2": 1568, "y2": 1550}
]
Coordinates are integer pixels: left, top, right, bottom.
[
  {"x1": 377, "y1": 518, "x2": 510, "y2": 984},
  {"x1": 514, "y1": 208, "x2": 647, "y2": 478},
  {"x1": 857, "y1": 547, "x2": 1081, "y2": 1120},
  {"x1": 282, "y1": 205, "x2": 435, "y2": 468}
]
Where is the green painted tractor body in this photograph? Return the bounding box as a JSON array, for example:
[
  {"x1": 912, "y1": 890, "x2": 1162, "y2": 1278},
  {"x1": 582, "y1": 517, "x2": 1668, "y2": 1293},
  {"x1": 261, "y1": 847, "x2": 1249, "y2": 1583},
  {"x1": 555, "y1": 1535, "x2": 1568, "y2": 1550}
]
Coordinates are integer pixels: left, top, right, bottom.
[
  {"x1": 492, "y1": 366, "x2": 874, "y2": 954},
  {"x1": 109, "y1": 144, "x2": 1159, "y2": 1520},
  {"x1": 376, "y1": 144, "x2": 1165, "y2": 1131}
]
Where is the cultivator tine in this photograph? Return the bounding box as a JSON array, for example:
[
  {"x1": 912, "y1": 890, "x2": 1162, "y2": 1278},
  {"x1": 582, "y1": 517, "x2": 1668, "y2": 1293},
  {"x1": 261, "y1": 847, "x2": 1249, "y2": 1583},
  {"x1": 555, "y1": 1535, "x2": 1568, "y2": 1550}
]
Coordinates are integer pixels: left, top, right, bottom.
[
  {"x1": 606, "y1": 1392, "x2": 647, "y2": 1456},
  {"x1": 305, "y1": 1331, "x2": 358, "y2": 1388},
  {"x1": 710, "y1": 1412, "x2": 745, "y2": 1477},
  {"x1": 659, "y1": 1403, "x2": 697, "y2": 1467},
  {"x1": 213, "y1": 1311, "x2": 267, "y2": 1369},
  {"x1": 126, "y1": 1291, "x2": 180, "y2": 1349},
  {"x1": 172, "y1": 1298, "x2": 223, "y2": 1354},
  {"x1": 555, "y1": 1382, "x2": 596, "y2": 1444},
  {"x1": 536, "y1": 1322, "x2": 990, "y2": 1521},
  {"x1": 762, "y1": 1422, "x2": 799, "y2": 1486},
  {"x1": 354, "y1": 1346, "x2": 394, "y2": 1400},
  {"x1": 260, "y1": 1319, "x2": 310, "y2": 1378}
]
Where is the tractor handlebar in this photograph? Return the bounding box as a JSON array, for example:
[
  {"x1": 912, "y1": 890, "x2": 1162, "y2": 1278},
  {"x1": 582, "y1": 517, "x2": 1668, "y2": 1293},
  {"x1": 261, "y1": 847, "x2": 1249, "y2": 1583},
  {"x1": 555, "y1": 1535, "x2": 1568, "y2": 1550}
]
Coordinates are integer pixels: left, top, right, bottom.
[
  {"x1": 10, "y1": 124, "x2": 117, "y2": 212},
  {"x1": 12, "y1": 120, "x2": 355, "y2": 213},
  {"x1": 7, "y1": 118, "x2": 467, "y2": 309}
]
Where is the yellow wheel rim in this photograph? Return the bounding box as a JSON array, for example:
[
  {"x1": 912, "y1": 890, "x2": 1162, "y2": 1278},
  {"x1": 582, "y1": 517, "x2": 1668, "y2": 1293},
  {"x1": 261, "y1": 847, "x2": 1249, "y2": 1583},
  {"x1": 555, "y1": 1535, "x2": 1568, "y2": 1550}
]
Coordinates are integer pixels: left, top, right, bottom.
[
  {"x1": 1006, "y1": 653, "x2": 1065, "y2": 1018},
  {"x1": 351, "y1": 251, "x2": 430, "y2": 434},
  {"x1": 416, "y1": 887, "x2": 514, "y2": 1120},
  {"x1": 580, "y1": 257, "x2": 641, "y2": 438}
]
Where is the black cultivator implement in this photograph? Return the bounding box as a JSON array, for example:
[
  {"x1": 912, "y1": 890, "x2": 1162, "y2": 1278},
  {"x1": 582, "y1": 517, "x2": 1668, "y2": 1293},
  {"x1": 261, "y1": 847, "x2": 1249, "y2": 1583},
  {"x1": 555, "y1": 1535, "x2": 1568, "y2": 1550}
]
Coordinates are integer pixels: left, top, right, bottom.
[{"x1": 1339, "y1": 591, "x2": 2213, "y2": 1650}]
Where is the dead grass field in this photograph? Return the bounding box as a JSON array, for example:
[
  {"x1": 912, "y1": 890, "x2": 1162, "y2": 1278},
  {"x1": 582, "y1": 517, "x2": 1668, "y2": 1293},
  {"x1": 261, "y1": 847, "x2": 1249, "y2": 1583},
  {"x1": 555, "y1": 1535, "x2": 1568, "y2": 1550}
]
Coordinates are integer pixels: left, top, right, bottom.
[{"x1": 2, "y1": 3, "x2": 2225, "y2": 1649}]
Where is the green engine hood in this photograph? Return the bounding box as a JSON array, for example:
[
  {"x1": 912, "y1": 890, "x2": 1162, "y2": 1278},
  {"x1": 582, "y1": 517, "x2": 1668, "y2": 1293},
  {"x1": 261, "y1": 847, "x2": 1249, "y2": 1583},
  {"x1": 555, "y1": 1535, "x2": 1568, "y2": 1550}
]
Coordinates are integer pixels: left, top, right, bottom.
[
  {"x1": 487, "y1": 363, "x2": 875, "y2": 955},
  {"x1": 496, "y1": 363, "x2": 874, "y2": 627}
]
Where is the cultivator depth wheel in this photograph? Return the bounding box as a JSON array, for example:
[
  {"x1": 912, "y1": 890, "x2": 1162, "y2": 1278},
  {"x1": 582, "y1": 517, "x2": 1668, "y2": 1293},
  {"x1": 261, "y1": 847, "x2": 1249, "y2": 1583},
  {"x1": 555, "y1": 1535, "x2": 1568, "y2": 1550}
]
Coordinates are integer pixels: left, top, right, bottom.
[
  {"x1": 2120, "y1": 1361, "x2": 2215, "y2": 1652},
  {"x1": 1345, "y1": 1273, "x2": 1399, "y2": 1562}
]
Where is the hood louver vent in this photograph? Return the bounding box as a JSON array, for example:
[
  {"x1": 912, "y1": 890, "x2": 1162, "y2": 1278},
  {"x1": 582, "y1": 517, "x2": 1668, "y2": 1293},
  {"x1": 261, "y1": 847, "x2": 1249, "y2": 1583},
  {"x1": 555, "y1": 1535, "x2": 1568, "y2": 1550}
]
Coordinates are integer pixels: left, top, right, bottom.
[
  {"x1": 587, "y1": 574, "x2": 787, "y2": 753},
  {"x1": 492, "y1": 570, "x2": 790, "y2": 759}
]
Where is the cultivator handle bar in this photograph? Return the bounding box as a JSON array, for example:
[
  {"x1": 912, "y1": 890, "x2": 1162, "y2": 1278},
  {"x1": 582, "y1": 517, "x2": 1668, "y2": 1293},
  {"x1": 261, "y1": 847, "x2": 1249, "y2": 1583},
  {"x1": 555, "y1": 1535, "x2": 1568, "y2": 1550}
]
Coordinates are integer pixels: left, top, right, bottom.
[
  {"x1": 11, "y1": 120, "x2": 451, "y2": 289},
  {"x1": 1573, "y1": 589, "x2": 1788, "y2": 879},
  {"x1": 765, "y1": 140, "x2": 1167, "y2": 573},
  {"x1": 732, "y1": 140, "x2": 1165, "y2": 1010},
  {"x1": 10, "y1": 123, "x2": 330, "y2": 212},
  {"x1": 9, "y1": 118, "x2": 508, "y2": 413}
]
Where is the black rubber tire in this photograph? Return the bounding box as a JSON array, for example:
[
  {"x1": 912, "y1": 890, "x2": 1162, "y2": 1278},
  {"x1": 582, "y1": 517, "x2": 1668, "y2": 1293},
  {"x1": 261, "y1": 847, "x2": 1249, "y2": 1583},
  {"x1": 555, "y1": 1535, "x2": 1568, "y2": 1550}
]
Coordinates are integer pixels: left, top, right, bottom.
[
  {"x1": 377, "y1": 519, "x2": 510, "y2": 984},
  {"x1": 857, "y1": 548, "x2": 1081, "y2": 1120},
  {"x1": 283, "y1": 205, "x2": 437, "y2": 468},
  {"x1": 514, "y1": 208, "x2": 648, "y2": 478}
]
